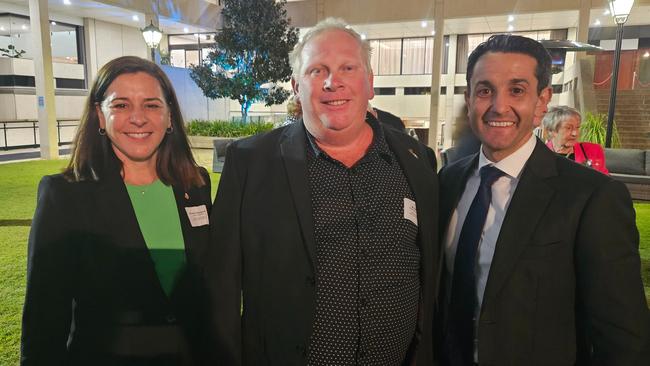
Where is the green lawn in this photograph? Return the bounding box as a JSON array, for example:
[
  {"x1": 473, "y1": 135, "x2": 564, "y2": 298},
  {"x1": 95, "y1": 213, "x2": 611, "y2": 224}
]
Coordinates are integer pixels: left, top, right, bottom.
[{"x1": 0, "y1": 159, "x2": 648, "y2": 364}]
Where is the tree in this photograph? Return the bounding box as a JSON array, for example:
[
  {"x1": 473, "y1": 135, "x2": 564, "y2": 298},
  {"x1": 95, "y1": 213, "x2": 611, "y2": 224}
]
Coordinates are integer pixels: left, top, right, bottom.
[{"x1": 190, "y1": 0, "x2": 298, "y2": 123}]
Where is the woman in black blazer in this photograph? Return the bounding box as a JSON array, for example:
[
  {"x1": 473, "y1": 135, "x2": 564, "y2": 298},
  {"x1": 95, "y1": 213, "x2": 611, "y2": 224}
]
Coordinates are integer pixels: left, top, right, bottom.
[{"x1": 21, "y1": 56, "x2": 213, "y2": 365}]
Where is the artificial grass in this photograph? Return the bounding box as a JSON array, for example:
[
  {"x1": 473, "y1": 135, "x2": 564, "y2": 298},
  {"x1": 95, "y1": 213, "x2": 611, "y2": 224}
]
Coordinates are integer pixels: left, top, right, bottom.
[{"x1": 0, "y1": 159, "x2": 648, "y2": 364}]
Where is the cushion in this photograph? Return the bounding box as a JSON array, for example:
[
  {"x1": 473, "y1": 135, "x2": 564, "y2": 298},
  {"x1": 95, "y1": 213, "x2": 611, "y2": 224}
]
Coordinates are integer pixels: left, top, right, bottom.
[{"x1": 605, "y1": 148, "x2": 646, "y2": 175}]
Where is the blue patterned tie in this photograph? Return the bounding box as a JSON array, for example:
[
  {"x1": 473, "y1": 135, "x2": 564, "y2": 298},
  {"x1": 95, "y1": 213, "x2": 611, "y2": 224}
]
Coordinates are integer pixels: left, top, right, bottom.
[{"x1": 448, "y1": 165, "x2": 505, "y2": 365}]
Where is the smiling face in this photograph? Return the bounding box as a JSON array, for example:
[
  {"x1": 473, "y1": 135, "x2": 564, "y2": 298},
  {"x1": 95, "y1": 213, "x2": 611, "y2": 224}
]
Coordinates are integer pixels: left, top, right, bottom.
[
  {"x1": 550, "y1": 115, "x2": 581, "y2": 150},
  {"x1": 292, "y1": 29, "x2": 374, "y2": 144},
  {"x1": 97, "y1": 72, "x2": 171, "y2": 169},
  {"x1": 466, "y1": 52, "x2": 551, "y2": 162}
]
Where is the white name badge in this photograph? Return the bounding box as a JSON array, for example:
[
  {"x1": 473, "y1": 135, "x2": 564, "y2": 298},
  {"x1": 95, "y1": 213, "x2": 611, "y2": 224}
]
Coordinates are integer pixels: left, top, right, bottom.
[
  {"x1": 185, "y1": 205, "x2": 209, "y2": 227},
  {"x1": 403, "y1": 198, "x2": 418, "y2": 226}
]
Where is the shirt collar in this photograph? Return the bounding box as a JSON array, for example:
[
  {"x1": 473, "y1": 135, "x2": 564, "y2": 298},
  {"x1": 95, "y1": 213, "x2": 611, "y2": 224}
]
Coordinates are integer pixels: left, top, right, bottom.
[
  {"x1": 477, "y1": 133, "x2": 536, "y2": 179},
  {"x1": 304, "y1": 114, "x2": 393, "y2": 164}
]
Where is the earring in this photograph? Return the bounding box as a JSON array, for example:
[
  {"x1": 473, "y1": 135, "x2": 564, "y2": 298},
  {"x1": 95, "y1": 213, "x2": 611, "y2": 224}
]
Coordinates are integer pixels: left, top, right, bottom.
[
  {"x1": 166, "y1": 126, "x2": 173, "y2": 134},
  {"x1": 98, "y1": 128, "x2": 106, "y2": 135}
]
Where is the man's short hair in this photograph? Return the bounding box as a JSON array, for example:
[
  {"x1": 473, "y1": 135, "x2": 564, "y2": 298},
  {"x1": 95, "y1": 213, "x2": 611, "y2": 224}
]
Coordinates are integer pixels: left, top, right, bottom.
[
  {"x1": 289, "y1": 17, "x2": 372, "y2": 78},
  {"x1": 542, "y1": 105, "x2": 581, "y2": 133},
  {"x1": 466, "y1": 34, "x2": 552, "y2": 94}
]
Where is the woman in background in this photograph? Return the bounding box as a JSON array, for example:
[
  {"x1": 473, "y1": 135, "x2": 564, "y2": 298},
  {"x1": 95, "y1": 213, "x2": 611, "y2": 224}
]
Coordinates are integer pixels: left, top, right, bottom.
[
  {"x1": 542, "y1": 105, "x2": 609, "y2": 175},
  {"x1": 21, "y1": 56, "x2": 213, "y2": 365}
]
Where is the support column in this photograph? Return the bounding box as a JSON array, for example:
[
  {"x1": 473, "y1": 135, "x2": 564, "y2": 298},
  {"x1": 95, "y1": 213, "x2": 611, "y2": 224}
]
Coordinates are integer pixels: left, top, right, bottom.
[
  {"x1": 83, "y1": 18, "x2": 98, "y2": 84},
  {"x1": 444, "y1": 34, "x2": 458, "y2": 149},
  {"x1": 427, "y1": 0, "x2": 444, "y2": 149},
  {"x1": 576, "y1": 0, "x2": 597, "y2": 114},
  {"x1": 29, "y1": 0, "x2": 58, "y2": 159}
]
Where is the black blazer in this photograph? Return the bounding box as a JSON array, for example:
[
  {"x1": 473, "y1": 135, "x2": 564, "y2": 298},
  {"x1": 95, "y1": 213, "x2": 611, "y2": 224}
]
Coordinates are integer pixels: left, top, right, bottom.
[
  {"x1": 439, "y1": 139, "x2": 650, "y2": 365},
  {"x1": 206, "y1": 121, "x2": 440, "y2": 366},
  {"x1": 21, "y1": 168, "x2": 213, "y2": 366}
]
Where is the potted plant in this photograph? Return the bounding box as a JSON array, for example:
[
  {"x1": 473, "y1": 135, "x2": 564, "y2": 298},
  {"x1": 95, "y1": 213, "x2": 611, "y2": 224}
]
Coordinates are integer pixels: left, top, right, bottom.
[
  {"x1": 580, "y1": 112, "x2": 620, "y2": 148},
  {"x1": 0, "y1": 45, "x2": 26, "y2": 58},
  {"x1": 187, "y1": 120, "x2": 274, "y2": 172}
]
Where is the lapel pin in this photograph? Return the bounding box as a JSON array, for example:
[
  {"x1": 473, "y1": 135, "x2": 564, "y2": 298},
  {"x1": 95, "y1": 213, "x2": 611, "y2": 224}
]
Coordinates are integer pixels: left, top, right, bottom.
[
  {"x1": 184, "y1": 192, "x2": 189, "y2": 200},
  {"x1": 408, "y1": 148, "x2": 419, "y2": 159}
]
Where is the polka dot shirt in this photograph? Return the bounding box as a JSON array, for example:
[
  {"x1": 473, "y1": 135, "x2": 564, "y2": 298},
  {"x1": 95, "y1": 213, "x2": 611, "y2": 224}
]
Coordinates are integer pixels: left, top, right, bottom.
[{"x1": 305, "y1": 119, "x2": 421, "y2": 366}]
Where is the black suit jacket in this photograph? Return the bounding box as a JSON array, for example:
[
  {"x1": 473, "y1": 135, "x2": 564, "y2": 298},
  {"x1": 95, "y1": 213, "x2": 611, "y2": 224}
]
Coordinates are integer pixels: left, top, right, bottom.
[
  {"x1": 439, "y1": 139, "x2": 650, "y2": 365},
  {"x1": 21, "y1": 168, "x2": 213, "y2": 366},
  {"x1": 206, "y1": 121, "x2": 440, "y2": 366}
]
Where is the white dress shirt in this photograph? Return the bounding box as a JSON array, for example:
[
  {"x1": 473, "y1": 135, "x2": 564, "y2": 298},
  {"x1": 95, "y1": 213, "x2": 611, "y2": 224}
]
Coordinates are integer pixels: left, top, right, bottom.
[{"x1": 443, "y1": 134, "x2": 537, "y2": 360}]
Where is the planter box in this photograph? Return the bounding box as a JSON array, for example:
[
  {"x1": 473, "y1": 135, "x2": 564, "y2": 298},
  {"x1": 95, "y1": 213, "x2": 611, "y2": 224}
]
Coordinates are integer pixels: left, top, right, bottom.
[{"x1": 188, "y1": 135, "x2": 239, "y2": 173}]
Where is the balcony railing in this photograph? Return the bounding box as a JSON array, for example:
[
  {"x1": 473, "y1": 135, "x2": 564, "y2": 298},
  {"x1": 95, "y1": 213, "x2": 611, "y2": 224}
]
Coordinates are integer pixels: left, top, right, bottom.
[{"x1": 0, "y1": 119, "x2": 79, "y2": 150}]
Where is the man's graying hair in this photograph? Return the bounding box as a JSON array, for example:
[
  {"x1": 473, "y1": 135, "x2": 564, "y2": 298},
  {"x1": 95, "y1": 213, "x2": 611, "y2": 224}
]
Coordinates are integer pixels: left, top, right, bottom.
[
  {"x1": 289, "y1": 17, "x2": 372, "y2": 78},
  {"x1": 466, "y1": 34, "x2": 552, "y2": 94}
]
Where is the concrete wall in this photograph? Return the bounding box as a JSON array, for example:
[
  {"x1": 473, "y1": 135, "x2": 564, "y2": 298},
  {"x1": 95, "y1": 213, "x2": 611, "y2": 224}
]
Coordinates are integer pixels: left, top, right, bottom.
[
  {"x1": 84, "y1": 18, "x2": 148, "y2": 83},
  {"x1": 162, "y1": 65, "x2": 229, "y2": 122}
]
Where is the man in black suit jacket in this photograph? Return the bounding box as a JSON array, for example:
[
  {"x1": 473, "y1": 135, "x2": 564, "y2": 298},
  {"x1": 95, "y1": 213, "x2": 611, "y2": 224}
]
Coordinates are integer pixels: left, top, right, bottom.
[
  {"x1": 439, "y1": 34, "x2": 649, "y2": 365},
  {"x1": 206, "y1": 18, "x2": 439, "y2": 366}
]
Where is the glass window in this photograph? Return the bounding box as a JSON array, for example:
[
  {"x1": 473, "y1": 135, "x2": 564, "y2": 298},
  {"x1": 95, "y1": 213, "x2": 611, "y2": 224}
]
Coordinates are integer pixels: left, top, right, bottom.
[
  {"x1": 186, "y1": 50, "x2": 200, "y2": 67},
  {"x1": 369, "y1": 40, "x2": 379, "y2": 74},
  {"x1": 170, "y1": 49, "x2": 186, "y2": 68},
  {"x1": 402, "y1": 37, "x2": 426, "y2": 74},
  {"x1": 0, "y1": 14, "x2": 81, "y2": 64},
  {"x1": 0, "y1": 15, "x2": 34, "y2": 60},
  {"x1": 50, "y1": 22, "x2": 79, "y2": 64},
  {"x1": 377, "y1": 39, "x2": 401, "y2": 75},
  {"x1": 404, "y1": 87, "x2": 431, "y2": 95},
  {"x1": 424, "y1": 37, "x2": 434, "y2": 74},
  {"x1": 374, "y1": 87, "x2": 396, "y2": 95}
]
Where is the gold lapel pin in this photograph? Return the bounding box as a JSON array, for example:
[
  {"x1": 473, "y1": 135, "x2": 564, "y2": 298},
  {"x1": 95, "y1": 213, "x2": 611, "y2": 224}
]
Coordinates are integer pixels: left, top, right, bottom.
[{"x1": 408, "y1": 148, "x2": 419, "y2": 159}]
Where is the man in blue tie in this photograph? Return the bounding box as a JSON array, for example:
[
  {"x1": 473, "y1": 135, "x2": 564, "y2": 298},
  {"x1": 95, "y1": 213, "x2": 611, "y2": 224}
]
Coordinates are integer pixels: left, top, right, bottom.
[{"x1": 439, "y1": 34, "x2": 649, "y2": 365}]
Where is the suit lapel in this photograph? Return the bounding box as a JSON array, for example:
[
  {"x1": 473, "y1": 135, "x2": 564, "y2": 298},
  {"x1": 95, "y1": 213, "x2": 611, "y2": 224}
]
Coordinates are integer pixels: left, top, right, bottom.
[
  {"x1": 280, "y1": 122, "x2": 317, "y2": 272},
  {"x1": 439, "y1": 155, "x2": 478, "y2": 240},
  {"x1": 482, "y1": 140, "x2": 557, "y2": 303},
  {"x1": 95, "y1": 170, "x2": 170, "y2": 303}
]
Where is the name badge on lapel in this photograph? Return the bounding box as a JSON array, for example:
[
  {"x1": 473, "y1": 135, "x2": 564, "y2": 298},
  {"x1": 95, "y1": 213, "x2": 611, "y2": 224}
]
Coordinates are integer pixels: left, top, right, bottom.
[
  {"x1": 185, "y1": 205, "x2": 209, "y2": 227},
  {"x1": 403, "y1": 198, "x2": 418, "y2": 226}
]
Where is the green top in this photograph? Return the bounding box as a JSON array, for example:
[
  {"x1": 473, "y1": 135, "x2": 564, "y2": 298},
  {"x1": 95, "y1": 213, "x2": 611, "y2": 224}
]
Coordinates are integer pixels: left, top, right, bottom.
[{"x1": 126, "y1": 180, "x2": 185, "y2": 297}]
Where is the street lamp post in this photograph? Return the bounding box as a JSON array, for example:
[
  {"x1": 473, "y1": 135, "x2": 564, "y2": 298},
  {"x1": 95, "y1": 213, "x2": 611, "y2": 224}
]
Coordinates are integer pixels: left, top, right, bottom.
[
  {"x1": 141, "y1": 21, "x2": 163, "y2": 63},
  {"x1": 605, "y1": 0, "x2": 634, "y2": 148}
]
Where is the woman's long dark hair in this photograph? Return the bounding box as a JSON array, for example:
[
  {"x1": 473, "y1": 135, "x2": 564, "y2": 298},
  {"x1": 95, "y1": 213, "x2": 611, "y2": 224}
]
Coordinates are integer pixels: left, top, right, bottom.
[{"x1": 64, "y1": 56, "x2": 205, "y2": 190}]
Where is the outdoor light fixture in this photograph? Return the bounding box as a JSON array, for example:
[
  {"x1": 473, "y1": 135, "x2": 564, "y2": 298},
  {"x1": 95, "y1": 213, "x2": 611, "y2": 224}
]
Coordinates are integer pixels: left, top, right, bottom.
[
  {"x1": 608, "y1": 0, "x2": 634, "y2": 24},
  {"x1": 141, "y1": 21, "x2": 163, "y2": 61},
  {"x1": 605, "y1": 0, "x2": 634, "y2": 148}
]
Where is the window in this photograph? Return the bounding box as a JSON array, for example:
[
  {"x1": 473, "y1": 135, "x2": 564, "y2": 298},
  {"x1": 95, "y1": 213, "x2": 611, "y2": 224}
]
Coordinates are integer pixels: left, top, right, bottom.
[
  {"x1": 0, "y1": 14, "x2": 81, "y2": 64},
  {"x1": 424, "y1": 37, "x2": 435, "y2": 74},
  {"x1": 168, "y1": 33, "x2": 217, "y2": 68},
  {"x1": 459, "y1": 30, "x2": 566, "y2": 74},
  {"x1": 377, "y1": 39, "x2": 401, "y2": 75},
  {"x1": 402, "y1": 38, "x2": 426, "y2": 74},
  {"x1": 404, "y1": 87, "x2": 431, "y2": 95},
  {"x1": 374, "y1": 87, "x2": 396, "y2": 95}
]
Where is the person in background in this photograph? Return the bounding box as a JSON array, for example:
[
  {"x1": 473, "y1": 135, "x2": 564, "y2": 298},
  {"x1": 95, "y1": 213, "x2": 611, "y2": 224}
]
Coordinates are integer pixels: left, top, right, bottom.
[
  {"x1": 439, "y1": 34, "x2": 648, "y2": 365},
  {"x1": 367, "y1": 103, "x2": 407, "y2": 133},
  {"x1": 21, "y1": 56, "x2": 213, "y2": 365},
  {"x1": 282, "y1": 94, "x2": 302, "y2": 126},
  {"x1": 542, "y1": 105, "x2": 609, "y2": 174},
  {"x1": 206, "y1": 17, "x2": 439, "y2": 366}
]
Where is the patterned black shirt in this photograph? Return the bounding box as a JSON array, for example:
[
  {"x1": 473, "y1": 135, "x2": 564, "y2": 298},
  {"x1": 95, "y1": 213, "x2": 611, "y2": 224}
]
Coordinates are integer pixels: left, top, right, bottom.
[{"x1": 305, "y1": 119, "x2": 421, "y2": 366}]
